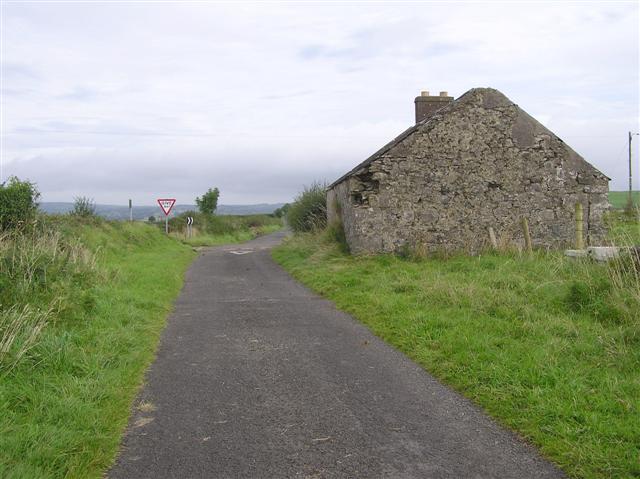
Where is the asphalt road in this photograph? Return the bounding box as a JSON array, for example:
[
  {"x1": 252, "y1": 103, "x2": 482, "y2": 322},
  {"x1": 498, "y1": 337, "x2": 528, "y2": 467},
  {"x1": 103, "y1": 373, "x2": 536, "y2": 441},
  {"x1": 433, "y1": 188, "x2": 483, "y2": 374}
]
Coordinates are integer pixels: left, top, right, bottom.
[{"x1": 109, "y1": 231, "x2": 564, "y2": 479}]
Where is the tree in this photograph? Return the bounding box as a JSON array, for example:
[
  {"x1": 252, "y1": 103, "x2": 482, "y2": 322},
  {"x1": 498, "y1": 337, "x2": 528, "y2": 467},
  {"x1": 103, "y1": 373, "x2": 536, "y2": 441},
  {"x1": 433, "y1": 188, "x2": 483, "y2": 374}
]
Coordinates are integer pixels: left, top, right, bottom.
[
  {"x1": 0, "y1": 176, "x2": 40, "y2": 230},
  {"x1": 148, "y1": 215, "x2": 156, "y2": 223},
  {"x1": 273, "y1": 203, "x2": 290, "y2": 218},
  {"x1": 195, "y1": 187, "x2": 219, "y2": 215}
]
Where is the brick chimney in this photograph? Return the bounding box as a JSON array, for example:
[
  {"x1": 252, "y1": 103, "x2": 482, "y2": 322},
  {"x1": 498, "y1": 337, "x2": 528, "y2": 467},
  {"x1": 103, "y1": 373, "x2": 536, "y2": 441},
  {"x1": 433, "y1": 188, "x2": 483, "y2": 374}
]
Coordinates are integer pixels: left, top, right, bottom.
[{"x1": 414, "y1": 90, "x2": 453, "y2": 123}]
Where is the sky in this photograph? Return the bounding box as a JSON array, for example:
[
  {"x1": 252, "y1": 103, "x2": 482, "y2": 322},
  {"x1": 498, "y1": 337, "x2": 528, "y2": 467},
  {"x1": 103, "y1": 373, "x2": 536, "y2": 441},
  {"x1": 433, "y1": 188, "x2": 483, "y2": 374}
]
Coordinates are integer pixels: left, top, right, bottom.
[{"x1": 1, "y1": 1, "x2": 638, "y2": 205}]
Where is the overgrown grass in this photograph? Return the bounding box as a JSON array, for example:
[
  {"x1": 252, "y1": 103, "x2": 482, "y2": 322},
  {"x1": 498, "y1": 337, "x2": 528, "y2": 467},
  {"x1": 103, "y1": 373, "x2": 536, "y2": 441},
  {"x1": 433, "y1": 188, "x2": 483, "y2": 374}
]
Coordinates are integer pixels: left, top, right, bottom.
[
  {"x1": 606, "y1": 211, "x2": 640, "y2": 245},
  {"x1": 272, "y1": 220, "x2": 640, "y2": 479},
  {"x1": 180, "y1": 223, "x2": 282, "y2": 247},
  {"x1": 167, "y1": 212, "x2": 283, "y2": 246},
  {"x1": 0, "y1": 217, "x2": 196, "y2": 478},
  {"x1": 287, "y1": 182, "x2": 327, "y2": 233}
]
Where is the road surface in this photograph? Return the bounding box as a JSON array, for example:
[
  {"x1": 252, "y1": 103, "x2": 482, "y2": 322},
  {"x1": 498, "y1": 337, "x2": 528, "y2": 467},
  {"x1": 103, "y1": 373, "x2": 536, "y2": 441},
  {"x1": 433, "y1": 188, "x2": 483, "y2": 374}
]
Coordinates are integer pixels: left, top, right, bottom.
[{"x1": 109, "y1": 231, "x2": 564, "y2": 478}]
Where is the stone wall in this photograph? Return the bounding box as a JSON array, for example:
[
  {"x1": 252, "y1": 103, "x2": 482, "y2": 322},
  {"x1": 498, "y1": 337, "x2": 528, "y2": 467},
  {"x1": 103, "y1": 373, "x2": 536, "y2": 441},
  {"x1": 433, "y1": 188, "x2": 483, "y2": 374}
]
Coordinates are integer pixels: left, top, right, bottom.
[{"x1": 327, "y1": 88, "x2": 610, "y2": 255}]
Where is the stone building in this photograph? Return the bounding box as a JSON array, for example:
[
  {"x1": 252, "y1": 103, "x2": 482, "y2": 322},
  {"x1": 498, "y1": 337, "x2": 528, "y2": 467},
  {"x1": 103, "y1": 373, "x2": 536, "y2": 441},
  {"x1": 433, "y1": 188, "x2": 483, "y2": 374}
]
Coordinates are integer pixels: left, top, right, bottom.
[{"x1": 327, "y1": 88, "x2": 610, "y2": 254}]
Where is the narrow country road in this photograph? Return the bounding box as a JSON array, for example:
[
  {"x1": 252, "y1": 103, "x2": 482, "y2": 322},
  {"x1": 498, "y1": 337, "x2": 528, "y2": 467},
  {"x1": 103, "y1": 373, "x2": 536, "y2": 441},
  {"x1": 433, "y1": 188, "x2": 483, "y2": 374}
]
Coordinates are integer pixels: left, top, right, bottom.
[{"x1": 109, "y1": 231, "x2": 564, "y2": 479}]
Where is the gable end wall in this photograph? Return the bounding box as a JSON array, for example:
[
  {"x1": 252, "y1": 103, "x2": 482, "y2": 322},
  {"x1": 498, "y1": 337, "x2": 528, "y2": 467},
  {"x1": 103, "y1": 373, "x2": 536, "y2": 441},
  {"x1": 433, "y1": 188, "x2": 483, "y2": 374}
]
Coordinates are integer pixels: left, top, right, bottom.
[{"x1": 327, "y1": 90, "x2": 609, "y2": 254}]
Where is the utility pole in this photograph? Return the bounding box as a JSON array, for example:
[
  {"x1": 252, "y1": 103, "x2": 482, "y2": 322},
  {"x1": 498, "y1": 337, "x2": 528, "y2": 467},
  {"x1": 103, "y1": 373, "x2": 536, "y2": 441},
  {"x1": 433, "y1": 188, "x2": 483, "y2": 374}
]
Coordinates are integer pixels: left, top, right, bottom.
[
  {"x1": 629, "y1": 132, "x2": 639, "y2": 212},
  {"x1": 129, "y1": 199, "x2": 133, "y2": 222}
]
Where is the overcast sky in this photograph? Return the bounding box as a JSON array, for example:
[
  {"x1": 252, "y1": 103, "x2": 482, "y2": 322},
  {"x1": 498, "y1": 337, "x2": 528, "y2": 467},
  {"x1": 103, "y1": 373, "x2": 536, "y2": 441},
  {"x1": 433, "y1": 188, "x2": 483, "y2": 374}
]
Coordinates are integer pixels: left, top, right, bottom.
[{"x1": 1, "y1": 1, "x2": 638, "y2": 205}]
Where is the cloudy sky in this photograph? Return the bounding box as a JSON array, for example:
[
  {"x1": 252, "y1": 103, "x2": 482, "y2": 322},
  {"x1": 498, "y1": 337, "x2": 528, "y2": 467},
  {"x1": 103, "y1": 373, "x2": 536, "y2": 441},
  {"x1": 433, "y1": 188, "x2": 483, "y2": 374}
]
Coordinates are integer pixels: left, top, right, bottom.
[{"x1": 1, "y1": 1, "x2": 638, "y2": 205}]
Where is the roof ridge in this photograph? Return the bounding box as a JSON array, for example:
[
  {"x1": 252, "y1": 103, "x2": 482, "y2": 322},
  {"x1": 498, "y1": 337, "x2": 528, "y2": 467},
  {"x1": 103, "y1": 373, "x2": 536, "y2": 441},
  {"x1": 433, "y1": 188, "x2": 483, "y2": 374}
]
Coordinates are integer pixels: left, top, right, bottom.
[{"x1": 327, "y1": 99, "x2": 455, "y2": 189}]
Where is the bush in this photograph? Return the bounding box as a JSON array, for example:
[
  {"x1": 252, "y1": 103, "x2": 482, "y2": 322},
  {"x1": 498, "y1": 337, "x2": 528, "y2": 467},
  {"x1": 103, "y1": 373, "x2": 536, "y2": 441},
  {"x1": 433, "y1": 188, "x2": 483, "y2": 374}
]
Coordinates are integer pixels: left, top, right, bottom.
[
  {"x1": 71, "y1": 196, "x2": 97, "y2": 218},
  {"x1": 287, "y1": 182, "x2": 327, "y2": 233},
  {"x1": 0, "y1": 177, "x2": 40, "y2": 231}
]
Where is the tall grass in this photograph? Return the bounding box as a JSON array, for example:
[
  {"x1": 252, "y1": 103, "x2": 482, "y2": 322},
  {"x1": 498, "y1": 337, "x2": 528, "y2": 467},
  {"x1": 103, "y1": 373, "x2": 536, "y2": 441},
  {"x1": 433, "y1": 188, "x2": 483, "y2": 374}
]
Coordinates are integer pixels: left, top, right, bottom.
[
  {"x1": 0, "y1": 217, "x2": 195, "y2": 478},
  {"x1": 287, "y1": 182, "x2": 327, "y2": 233},
  {"x1": 0, "y1": 226, "x2": 97, "y2": 372},
  {"x1": 0, "y1": 305, "x2": 52, "y2": 373},
  {"x1": 167, "y1": 212, "x2": 283, "y2": 246}
]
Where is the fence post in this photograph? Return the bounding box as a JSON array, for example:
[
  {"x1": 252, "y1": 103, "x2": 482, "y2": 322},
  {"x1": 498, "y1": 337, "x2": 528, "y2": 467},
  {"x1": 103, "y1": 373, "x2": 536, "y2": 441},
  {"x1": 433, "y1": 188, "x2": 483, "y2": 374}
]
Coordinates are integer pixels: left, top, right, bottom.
[
  {"x1": 575, "y1": 202, "x2": 584, "y2": 249},
  {"x1": 521, "y1": 217, "x2": 532, "y2": 253},
  {"x1": 488, "y1": 227, "x2": 498, "y2": 249}
]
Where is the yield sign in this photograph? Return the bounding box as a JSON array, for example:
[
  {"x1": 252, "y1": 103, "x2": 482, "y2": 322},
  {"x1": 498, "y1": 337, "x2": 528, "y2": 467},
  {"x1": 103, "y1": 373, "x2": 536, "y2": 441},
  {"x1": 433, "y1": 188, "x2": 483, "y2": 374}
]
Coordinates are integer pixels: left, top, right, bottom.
[{"x1": 157, "y1": 198, "x2": 176, "y2": 216}]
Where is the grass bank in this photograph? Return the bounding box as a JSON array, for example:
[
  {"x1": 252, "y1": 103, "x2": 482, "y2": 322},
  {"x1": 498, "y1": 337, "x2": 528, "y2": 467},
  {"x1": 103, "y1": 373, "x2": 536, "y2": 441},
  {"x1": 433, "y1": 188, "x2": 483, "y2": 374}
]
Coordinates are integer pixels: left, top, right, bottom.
[
  {"x1": 167, "y1": 212, "x2": 283, "y2": 246},
  {"x1": 0, "y1": 217, "x2": 196, "y2": 478},
  {"x1": 272, "y1": 220, "x2": 640, "y2": 478}
]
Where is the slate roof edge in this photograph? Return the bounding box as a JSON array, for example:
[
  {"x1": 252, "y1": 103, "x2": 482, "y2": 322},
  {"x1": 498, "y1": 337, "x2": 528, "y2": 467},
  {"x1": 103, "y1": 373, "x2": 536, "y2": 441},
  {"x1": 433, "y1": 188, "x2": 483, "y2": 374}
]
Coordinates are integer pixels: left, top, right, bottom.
[{"x1": 326, "y1": 91, "x2": 470, "y2": 190}]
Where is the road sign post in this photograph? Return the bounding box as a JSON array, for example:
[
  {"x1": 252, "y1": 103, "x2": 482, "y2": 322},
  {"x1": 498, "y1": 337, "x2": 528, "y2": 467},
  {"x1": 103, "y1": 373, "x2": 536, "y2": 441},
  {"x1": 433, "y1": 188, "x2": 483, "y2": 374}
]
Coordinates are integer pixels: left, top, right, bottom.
[
  {"x1": 157, "y1": 198, "x2": 176, "y2": 234},
  {"x1": 186, "y1": 216, "x2": 194, "y2": 238}
]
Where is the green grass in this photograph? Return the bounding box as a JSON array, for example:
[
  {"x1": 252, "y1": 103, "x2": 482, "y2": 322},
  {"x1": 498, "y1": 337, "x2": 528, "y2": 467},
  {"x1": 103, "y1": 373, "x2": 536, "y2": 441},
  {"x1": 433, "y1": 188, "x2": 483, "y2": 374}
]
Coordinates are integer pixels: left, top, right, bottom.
[
  {"x1": 272, "y1": 221, "x2": 640, "y2": 479},
  {"x1": 0, "y1": 218, "x2": 196, "y2": 478},
  {"x1": 609, "y1": 191, "x2": 639, "y2": 210},
  {"x1": 166, "y1": 213, "x2": 283, "y2": 247},
  {"x1": 180, "y1": 223, "x2": 283, "y2": 247},
  {"x1": 607, "y1": 212, "x2": 640, "y2": 245}
]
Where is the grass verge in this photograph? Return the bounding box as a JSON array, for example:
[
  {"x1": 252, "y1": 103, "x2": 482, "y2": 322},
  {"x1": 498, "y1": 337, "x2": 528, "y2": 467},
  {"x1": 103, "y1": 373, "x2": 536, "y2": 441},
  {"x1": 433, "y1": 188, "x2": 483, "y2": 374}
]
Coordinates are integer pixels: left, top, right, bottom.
[
  {"x1": 179, "y1": 223, "x2": 283, "y2": 247},
  {"x1": 166, "y1": 213, "x2": 283, "y2": 246},
  {"x1": 0, "y1": 218, "x2": 196, "y2": 478},
  {"x1": 272, "y1": 222, "x2": 640, "y2": 479}
]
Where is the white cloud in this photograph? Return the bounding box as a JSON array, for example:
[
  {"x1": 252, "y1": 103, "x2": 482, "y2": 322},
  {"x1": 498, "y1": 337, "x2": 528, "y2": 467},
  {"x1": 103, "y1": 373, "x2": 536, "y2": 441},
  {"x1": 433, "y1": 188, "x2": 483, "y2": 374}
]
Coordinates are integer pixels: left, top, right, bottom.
[{"x1": 1, "y1": 1, "x2": 638, "y2": 204}]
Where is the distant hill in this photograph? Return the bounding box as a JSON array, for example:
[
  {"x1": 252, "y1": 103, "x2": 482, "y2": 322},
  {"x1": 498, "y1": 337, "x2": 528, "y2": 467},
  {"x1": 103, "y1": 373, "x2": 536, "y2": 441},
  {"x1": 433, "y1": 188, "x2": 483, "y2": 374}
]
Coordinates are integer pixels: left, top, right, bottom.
[{"x1": 39, "y1": 202, "x2": 285, "y2": 220}]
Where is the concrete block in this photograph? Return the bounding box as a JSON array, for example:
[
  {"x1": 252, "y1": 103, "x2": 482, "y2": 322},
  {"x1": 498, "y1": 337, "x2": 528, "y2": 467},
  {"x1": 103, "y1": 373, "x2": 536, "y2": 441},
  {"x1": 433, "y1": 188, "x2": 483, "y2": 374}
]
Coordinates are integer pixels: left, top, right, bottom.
[{"x1": 587, "y1": 246, "x2": 620, "y2": 262}]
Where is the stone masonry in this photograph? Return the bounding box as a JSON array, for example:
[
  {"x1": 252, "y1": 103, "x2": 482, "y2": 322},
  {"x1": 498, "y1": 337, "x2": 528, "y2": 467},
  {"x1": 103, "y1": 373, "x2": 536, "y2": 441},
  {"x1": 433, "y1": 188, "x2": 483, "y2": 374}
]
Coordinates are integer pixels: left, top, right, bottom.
[{"x1": 327, "y1": 88, "x2": 610, "y2": 254}]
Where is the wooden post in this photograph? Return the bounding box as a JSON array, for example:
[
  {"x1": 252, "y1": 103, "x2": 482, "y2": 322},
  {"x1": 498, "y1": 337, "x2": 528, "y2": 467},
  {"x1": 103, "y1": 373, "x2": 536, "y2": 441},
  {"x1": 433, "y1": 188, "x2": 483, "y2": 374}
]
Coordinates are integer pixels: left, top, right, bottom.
[
  {"x1": 575, "y1": 202, "x2": 584, "y2": 249},
  {"x1": 628, "y1": 131, "x2": 633, "y2": 212},
  {"x1": 521, "y1": 217, "x2": 532, "y2": 253},
  {"x1": 488, "y1": 227, "x2": 498, "y2": 249}
]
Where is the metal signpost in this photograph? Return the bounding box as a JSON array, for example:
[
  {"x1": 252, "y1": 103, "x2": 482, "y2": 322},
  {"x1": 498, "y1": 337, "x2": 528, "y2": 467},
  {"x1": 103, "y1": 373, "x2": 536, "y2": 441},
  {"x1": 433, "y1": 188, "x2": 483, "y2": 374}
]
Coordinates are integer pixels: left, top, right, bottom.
[
  {"x1": 186, "y1": 216, "x2": 194, "y2": 238},
  {"x1": 157, "y1": 198, "x2": 176, "y2": 234}
]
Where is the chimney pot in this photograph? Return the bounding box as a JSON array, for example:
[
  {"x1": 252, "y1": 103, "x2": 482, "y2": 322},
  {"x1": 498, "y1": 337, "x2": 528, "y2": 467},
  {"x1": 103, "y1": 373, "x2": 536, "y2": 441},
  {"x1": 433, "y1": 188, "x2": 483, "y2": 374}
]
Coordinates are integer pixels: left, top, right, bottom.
[{"x1": 414, "y1": 89, "x2": 453, "y2": 124}]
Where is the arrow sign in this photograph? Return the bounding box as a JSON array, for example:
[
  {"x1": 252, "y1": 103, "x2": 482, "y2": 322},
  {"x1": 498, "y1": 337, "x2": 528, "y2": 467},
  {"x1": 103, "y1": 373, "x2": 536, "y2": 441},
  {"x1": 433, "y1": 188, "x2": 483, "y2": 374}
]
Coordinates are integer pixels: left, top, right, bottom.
[{"x1": 157, "y1": 198, "x2": 176, "y2": 216}]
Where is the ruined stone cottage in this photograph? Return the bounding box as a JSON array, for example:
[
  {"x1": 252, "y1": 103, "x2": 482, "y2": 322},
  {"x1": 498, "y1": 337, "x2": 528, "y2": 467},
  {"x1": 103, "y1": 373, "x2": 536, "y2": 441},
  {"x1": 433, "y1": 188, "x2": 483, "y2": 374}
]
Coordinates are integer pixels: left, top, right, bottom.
[{"x1": 326, "y1": 88, "x2": 610, "y2": 254}]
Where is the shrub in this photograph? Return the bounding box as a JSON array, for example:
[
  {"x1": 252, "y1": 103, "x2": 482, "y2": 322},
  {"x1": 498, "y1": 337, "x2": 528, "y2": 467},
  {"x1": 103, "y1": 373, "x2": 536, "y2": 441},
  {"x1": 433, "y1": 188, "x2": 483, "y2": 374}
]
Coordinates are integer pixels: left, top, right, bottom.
[
  {"x1": 0, "y1": 177, "x2": 40, "y2": 231},
  {"x1": 71, "y1": 196, "x2": 97, "y2": 217},
  {"x1": 287, "y1": 182, "x2": 327, "y2": 233}
]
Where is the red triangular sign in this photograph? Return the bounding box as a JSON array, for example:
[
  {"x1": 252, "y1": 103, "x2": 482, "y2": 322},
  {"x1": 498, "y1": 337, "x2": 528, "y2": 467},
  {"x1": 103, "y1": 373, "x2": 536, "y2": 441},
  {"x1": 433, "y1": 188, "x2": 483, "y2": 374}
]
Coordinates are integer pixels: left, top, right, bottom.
[{"x1": 157, "y1": 198, "x2": 176, "y2": 216}]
